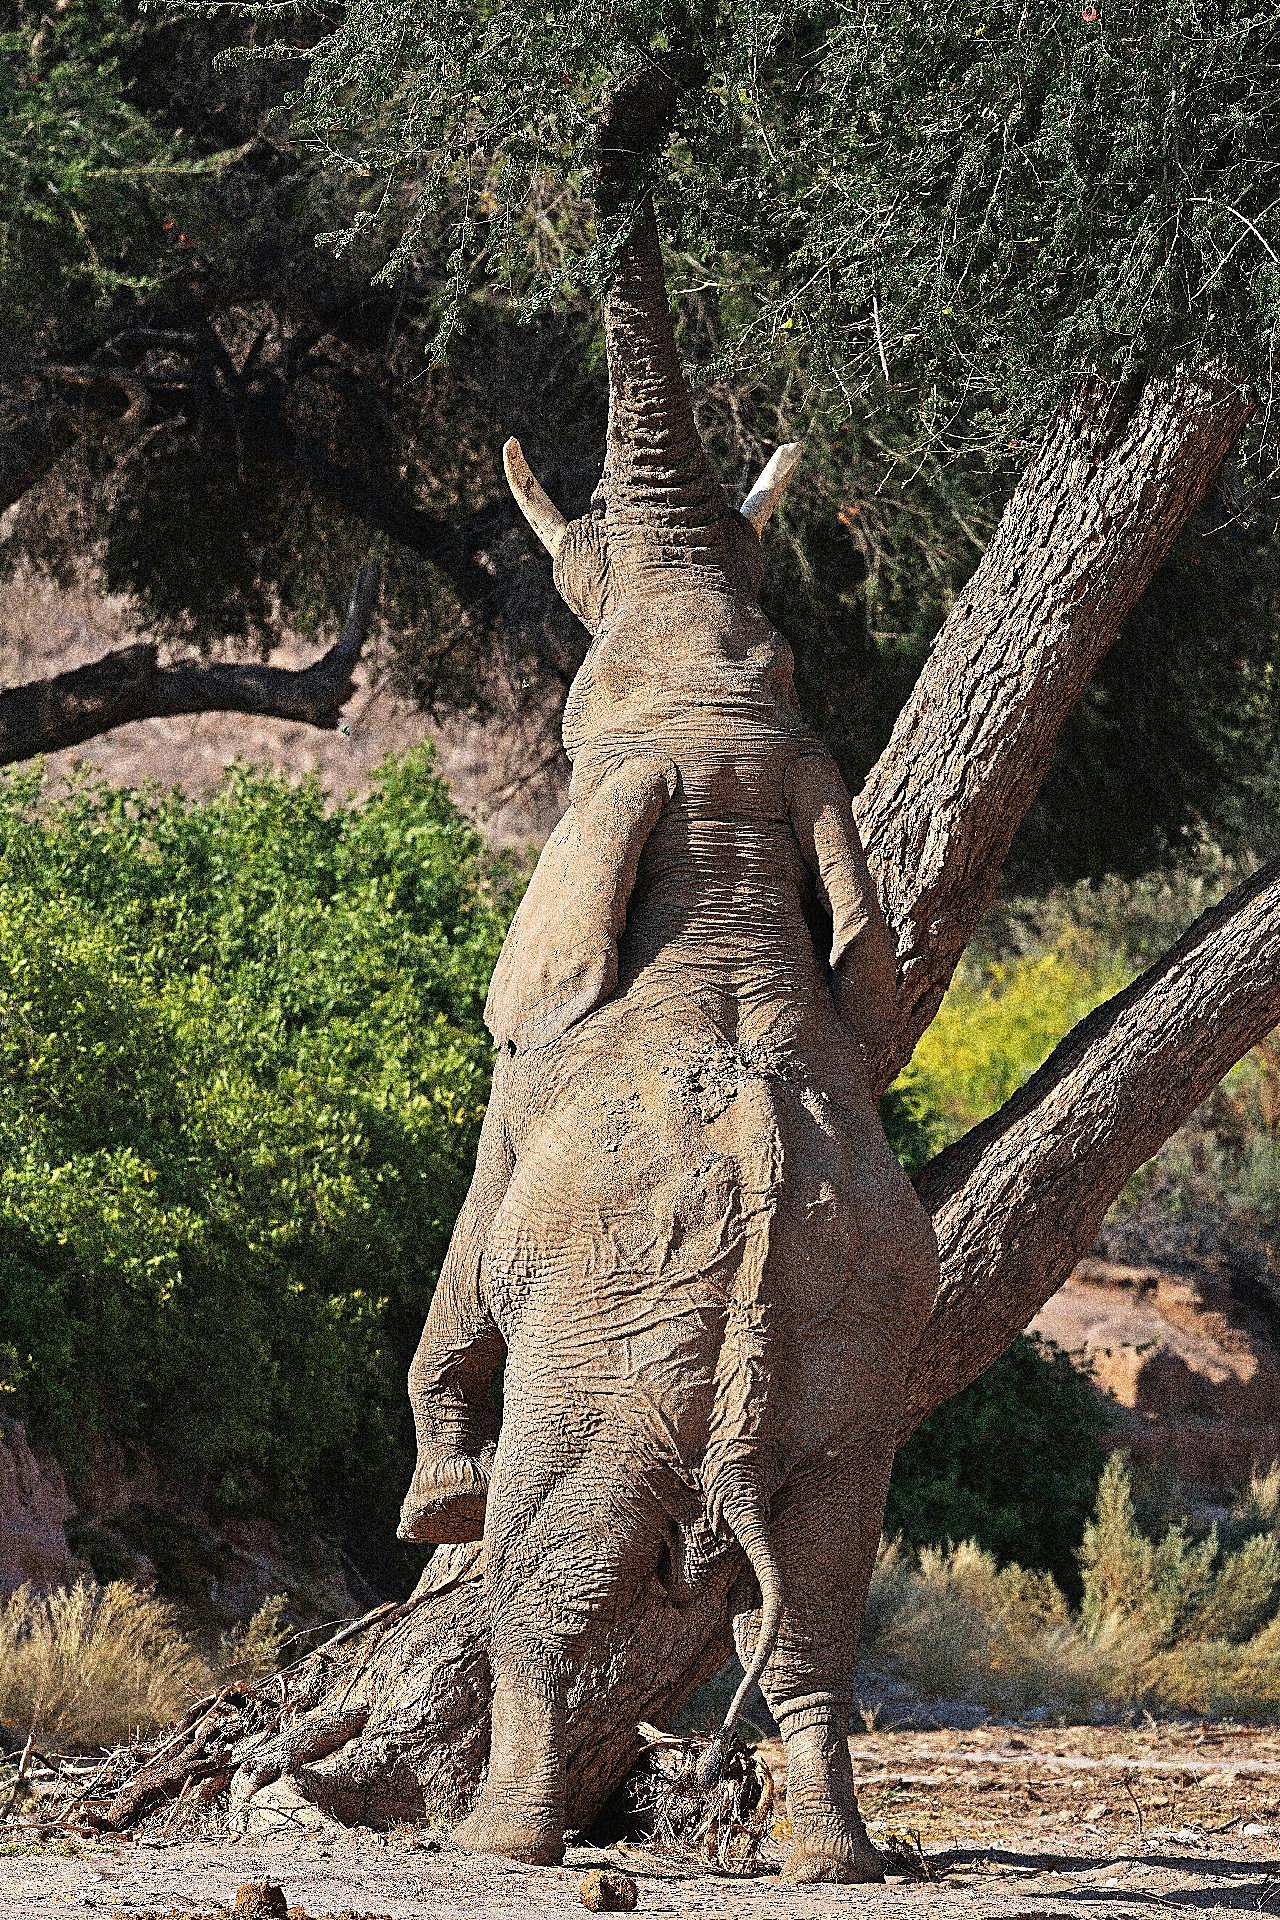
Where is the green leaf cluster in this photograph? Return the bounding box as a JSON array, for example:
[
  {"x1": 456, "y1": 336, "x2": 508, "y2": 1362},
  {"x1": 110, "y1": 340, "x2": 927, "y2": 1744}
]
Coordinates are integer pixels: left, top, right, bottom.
[
  {"x1": 0, "y1": 749, "x2": 512, "y2": 1583},
  {"x1": 900, "y1": 932, "x2": 1130, "y2": 1148},
  {"x1": 0, "y1": 3, "x2": 188, "y2": 357},
  {"x1": 1081, "y1": 1454, "x2": 1280, "y2": 1648},
  {"x1": 225, "y1": 0, "x2": 1280, "y2": 450}
]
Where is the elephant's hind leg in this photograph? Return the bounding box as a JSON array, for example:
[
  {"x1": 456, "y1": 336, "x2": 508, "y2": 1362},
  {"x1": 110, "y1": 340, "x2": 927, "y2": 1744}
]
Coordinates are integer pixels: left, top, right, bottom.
[
  {"x1": 745, "y1": 1450, "x2": 893, "y2": 1885},
  {"x1": 455, "y1": 1422, "x2": 671, "y2": 1865},
  {"x1": 452, "y1": 1670, "x2": 567, "y2": 1866}
]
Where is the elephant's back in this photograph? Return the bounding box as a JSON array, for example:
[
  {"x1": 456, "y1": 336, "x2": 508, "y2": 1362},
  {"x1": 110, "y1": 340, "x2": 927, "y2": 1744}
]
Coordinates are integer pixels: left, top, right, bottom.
[{"x1": 485, "y1": 1001, "x2": 888, "y2": 1356}]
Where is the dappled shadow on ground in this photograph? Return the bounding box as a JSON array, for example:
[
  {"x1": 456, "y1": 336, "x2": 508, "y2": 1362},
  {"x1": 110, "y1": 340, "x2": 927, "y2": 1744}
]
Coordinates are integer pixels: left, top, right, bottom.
[{"x1": 932, "y1": 1843, "x2": 1280, "y2": 1911}]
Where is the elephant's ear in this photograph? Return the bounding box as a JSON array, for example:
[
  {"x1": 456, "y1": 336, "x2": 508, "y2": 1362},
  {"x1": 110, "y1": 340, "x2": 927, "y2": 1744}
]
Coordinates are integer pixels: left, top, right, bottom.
[
  {"x1": 485, "y1": 754, "x2": 677, "y2": 1051},
  {"x1": 785, "y1": 751, "x2": 898, "y2": 1048}
]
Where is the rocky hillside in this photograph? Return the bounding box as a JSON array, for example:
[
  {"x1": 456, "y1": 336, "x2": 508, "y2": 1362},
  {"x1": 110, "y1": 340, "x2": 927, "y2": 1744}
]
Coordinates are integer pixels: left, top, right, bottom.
[{"x1": 1033, "y1": 1253, "x2": 1280, "y2": 1496}]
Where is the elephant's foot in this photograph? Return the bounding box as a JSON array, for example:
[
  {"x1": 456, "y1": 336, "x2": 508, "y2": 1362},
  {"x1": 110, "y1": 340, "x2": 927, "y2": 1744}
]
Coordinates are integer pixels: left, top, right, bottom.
[
  {"x1": 451, "y1": 1799, "x2": 565, "y2": 1867},
  {"x1": 780, "y1": 1836, "x2": 884, "y2": 1885},
  {"x1": 775, "y1": 1710, "x2": 884, "y2": 1885},
  {"x1": 396, "y1": 1452, "x2": 489, "y2": 1544}
]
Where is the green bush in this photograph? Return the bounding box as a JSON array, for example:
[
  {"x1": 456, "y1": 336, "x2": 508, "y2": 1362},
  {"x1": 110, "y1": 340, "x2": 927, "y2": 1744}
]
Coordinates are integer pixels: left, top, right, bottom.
[
  {"x1": 0, "y1": 751, "x2": 512, "y2": 1586},
  {"x1": 898, "y1": 933, "x2": 1128, "y2": 1147},
  {"x1": 1081, "y1": 1455, "x2": 1280, "y2": 1650},
  {"x1": 886, "y1": 1335, "x2": 1113, "y2": 1596},
  {"x1": 863, "y1": 1460, "x2": 1280, "y2": 1722}
]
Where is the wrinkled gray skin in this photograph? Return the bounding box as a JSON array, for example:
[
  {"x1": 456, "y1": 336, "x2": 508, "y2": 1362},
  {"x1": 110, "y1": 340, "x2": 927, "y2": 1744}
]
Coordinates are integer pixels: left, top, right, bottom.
[{"x1": 396, "y1": 175, "x2": 939, "y2": 1884}]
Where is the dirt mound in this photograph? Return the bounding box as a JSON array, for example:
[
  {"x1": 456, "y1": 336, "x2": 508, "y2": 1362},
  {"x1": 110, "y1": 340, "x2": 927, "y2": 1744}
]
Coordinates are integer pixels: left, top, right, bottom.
[{"x1": 1032, "y1": 1256, "x2": 1280, "y2": 1489}]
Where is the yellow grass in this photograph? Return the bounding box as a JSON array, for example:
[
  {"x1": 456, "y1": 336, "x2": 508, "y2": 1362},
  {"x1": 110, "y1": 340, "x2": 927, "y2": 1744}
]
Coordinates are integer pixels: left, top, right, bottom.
[
  {"x1": 865, "y1": 1461, "x2": 1280, "y2": 1722},
  {"x1": 0, "y1": 1582, "x2": 288, "y2": 1751},
  {"x1": 864, "y1": 1537, "x2": 1147, "y2": 1717}
]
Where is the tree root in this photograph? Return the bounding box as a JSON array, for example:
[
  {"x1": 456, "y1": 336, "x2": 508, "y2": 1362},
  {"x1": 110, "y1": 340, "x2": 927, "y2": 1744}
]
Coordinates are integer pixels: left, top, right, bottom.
[{"x1": 72, "y1": 1542, "x2": 740, "y2": 1839}]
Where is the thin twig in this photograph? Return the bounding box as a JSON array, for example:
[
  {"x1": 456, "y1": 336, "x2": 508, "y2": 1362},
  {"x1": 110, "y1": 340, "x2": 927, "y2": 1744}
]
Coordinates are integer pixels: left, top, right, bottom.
[
  {"x1": 871, "y1": 293, "x2": 891, "y2": 382},
  {"x1": 0, "y1": 1733, "x2": 34, "y2": 1822}
]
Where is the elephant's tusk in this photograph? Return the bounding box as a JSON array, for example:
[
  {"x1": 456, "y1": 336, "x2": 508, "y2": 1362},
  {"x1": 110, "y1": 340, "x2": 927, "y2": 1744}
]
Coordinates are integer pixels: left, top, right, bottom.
[
  {"x1": 503, "y1": 437, "x2": 568, "y2": 557},
  {"x1": 740, "y1": 441, "x2": 803, "y2": 534}
]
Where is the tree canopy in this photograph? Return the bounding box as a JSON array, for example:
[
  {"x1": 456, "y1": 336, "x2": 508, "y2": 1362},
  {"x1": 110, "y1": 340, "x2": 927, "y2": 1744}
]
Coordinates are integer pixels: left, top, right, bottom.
[
  {"x1": 253, "y1": 0, "x2": 1280, "y2": 453},
  {"x1": 2, "y1": 0, "x2": 1278, "y2": 883}
]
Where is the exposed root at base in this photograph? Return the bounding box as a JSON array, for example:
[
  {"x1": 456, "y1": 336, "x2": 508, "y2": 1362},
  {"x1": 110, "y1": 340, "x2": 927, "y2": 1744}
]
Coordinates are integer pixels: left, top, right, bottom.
[{"x1": 628, "y1": 1723, "x2": 776, "y2": 1874}]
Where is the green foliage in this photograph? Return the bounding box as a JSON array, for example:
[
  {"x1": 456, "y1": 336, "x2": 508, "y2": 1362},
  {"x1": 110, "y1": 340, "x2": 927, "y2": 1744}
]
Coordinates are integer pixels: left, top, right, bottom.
[
  {"x1": 863, "y1": 1460, "x2": 1280, "y2": 1721},
  {"x1": 1081, "y1": 1455, "x2": 1280, "y2": 1648},
  {"x1": 0, "y1": 749, "x2": 512, "y2": 1584},
  {"x1": 4, "y1": 2, "x2": 1279, "y2": 890},
  {"x1": 221, "y1": 0, "x2": 1280, "y2": 455},
  {"x1": 0, "y1": 4, "x2": 181, "y2": 356},
  {"x1": 887, "y1": 1336, "x2": 1113, "y2": 1595},
  {"x1": 863, "y1": 1534, "x2": 1142, "y2": 1717},
  {"x1": 898, "y1": 931, "x2": 1129, "y2": 1146}
]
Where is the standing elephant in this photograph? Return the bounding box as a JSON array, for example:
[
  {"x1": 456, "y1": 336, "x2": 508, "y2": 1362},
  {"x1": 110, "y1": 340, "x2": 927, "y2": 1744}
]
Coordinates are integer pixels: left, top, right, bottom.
[{"x1": 395, "y1": 140, "x2": 939, "y2": 1882}]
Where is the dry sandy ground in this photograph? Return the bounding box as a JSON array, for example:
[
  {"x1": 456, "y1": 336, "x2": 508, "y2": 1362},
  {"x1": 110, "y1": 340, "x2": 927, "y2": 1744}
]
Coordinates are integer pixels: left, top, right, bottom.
[{"x1": 2, "y1": 1721, "x2": 1278, "y2": 1919}]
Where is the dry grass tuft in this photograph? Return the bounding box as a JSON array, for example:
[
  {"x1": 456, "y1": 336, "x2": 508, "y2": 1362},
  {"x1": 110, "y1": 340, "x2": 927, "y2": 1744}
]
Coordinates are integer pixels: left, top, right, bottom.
[
  {"x1": 864, "y1": 1457, "x2": 1280, "y2": 1721},
  {"x1": 864, "y1": 1537, "x2": 1145, "y2": 1717},
  {"x1": 0, "y1": 1582, "x2": 287, "y2": 1751},
  {"x1": 0, "y1": 1581, "x2": 211, "y2": 1750}
]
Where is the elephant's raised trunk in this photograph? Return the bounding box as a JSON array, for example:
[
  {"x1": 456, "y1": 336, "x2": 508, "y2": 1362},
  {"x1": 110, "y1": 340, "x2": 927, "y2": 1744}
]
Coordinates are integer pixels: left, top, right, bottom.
[
  {"x1": 599, "y1": 204, "x2": 736, "y2": 592},
  {"x1": 503, "y1": 66, "x2": 801, "y2": 610},
  {"x1": 595, "y1": 66, "x2": 737, "y2": 595}
]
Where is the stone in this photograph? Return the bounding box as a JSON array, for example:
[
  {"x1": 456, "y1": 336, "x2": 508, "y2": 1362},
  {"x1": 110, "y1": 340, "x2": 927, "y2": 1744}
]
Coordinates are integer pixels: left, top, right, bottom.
[
  {"x1": 232, "y1": 1885, "x2": 288, "y2": 1919},
  {"x1": 579, "y1": 1868, "x2": 638, "y2": 1911}
]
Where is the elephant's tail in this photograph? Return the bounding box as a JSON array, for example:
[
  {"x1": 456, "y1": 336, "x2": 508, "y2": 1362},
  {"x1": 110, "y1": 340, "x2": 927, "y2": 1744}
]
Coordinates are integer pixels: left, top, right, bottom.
[{"x1": 695, "y1": 1474, "x2": 783, "y2": 1785}]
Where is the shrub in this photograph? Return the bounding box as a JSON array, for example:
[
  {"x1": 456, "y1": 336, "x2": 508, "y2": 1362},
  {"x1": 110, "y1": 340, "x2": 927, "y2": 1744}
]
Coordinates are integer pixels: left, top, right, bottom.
[
  {"x1": 0, "y1": 1582, "x2": 290, "y2": 1750},
  {"x1": 899, "y1": 933, "x2": 1128, "y2": 1146},
  {"x1": 0, "y1": 750, "x2": 513, "y2": 1585},
  {"x1": 863, "y1": 1535, "x2": 1145, "y2": 1718},
  {"x1": 0, "y1": 1581, "x2": 211, "y2": 1749},
  {"x1": 887, "y1": 1335, "x2": 1113, "y2": 1595},
  {"x1": 1080, "y1": 1455, "x2": 1280, "y2": 1650},
  {"x1": 864, "y1": 1460, "x2": 1280, "y2": 1723}
]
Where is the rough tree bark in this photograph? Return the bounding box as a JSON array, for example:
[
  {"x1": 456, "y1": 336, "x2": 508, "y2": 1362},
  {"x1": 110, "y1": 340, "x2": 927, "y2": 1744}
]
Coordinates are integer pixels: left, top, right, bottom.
[
  {"x1": 83, "y1": 365, "x2": 1277, "y2": 1842},
  {"x1": 856, "y1": 368, "x2": 1254, "y2": 1089},
  {"x1": 0, "y1": 564, "x2": 379, "y2": 766}
]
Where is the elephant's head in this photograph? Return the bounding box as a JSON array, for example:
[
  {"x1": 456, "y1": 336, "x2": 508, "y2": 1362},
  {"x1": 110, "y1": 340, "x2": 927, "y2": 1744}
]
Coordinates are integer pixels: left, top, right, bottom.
[{"x1": 503, "y1": 201, "x2": 802, "y2": 766}]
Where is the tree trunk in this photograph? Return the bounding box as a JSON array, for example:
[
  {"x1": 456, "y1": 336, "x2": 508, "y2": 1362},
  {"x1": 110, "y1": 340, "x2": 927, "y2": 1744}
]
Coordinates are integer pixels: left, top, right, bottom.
[
  {"x1": 85, "y1": 370, "x2": 1268, "y2": 1840},
  {"x1": 855, "y1": 368, "x2": 1252, "y2": 1090}
]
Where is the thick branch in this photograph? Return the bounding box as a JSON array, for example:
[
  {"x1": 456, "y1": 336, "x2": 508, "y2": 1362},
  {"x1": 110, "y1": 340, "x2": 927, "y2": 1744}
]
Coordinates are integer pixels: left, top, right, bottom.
[
  {"x1": 902, "y1": 849, "x2": 1280, "y2": 1431},
  {"x1": 0, "y1": 564, "x2": 379, "y2": 766},
  {"x1": 855, "y1": 369, "x2": 1253, "y2": 1090}
]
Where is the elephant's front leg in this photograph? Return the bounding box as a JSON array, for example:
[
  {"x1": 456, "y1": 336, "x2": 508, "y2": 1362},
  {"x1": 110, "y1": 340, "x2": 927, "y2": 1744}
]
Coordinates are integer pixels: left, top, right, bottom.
[
  {"x1": 748, "y1": 1448, "x2": 895, "y2": 1885},
  {"x1": 399, "y1": 1084, "x2": 513, "y2": 1544}
]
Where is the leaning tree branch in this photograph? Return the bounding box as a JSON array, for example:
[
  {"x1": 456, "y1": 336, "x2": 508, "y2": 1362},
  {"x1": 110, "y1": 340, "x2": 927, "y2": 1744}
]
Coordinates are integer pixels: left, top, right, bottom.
[
  {"x1": 855, "y1": 367, "x2": 1254, "y2": 1091},
  {"x1": 900, "y1": 846, "x2": 1280, "y2": 1432},
  {"x1": 0, "y1": 564, "x2": 379, "y2": 767}
]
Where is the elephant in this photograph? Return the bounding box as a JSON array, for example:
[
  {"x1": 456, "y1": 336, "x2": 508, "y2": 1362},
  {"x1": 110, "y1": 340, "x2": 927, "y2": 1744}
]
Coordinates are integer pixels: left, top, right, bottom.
[{"x1": 394, "y1": 175, "x2": 940, "y2": 1885}]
